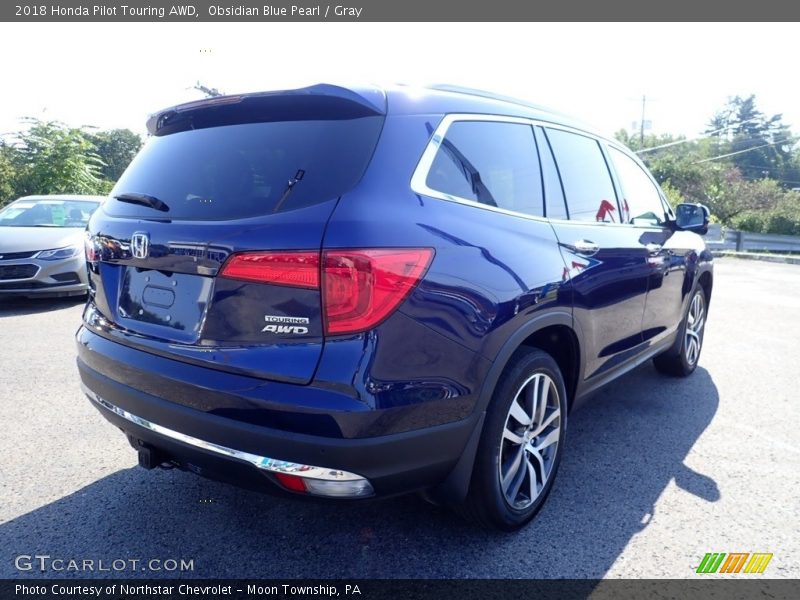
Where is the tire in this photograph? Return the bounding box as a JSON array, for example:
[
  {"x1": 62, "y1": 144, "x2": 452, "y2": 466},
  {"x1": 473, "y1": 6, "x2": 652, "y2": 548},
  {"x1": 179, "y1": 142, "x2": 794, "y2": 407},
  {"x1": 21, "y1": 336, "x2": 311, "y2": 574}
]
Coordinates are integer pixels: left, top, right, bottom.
[
  {"x1": 653, "y1": 286, "x2": 707, "y2": 377},
  {"x1": 457, "y1": 348, "x2": 568, "y2": 531}
]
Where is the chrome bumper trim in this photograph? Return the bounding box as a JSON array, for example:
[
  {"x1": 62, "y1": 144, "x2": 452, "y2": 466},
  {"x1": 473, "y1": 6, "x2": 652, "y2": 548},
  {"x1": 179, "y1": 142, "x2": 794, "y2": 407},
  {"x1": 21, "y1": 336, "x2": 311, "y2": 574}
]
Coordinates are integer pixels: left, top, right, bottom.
[{"x1": 84, "y1": 386, "x2": 369, "y2": 483}]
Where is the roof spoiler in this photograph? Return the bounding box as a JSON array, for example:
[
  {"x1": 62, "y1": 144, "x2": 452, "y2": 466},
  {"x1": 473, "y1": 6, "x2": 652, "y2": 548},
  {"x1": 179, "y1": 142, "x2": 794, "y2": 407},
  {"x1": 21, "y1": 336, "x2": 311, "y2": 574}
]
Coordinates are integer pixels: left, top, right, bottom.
[{"x1": 146, "y1": 84, "x2": 387, "y2": 136}]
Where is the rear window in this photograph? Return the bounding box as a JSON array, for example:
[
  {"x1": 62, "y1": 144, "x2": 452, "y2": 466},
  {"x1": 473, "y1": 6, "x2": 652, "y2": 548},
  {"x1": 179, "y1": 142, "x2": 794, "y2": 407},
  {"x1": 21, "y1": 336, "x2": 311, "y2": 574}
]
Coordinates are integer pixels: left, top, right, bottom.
[
  {"x1": 106, "y1": 117, "x2": 384, "y2": 220},
  {"x1": 425, "y1": 121, "x2": 543, "y2": 217}
]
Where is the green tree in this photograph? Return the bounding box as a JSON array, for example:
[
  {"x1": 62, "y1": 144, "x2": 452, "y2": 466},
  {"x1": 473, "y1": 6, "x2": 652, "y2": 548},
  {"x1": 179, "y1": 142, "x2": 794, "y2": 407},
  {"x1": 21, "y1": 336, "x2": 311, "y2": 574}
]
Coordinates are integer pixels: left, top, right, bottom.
[
  {"x1": 706, "y1": 95, "x2": 797, "y2": 185},
  {"x1": 617, "y1": 127, "x2": 787, "y2": 230},
  {"x1": 10, "y1": 118, "x2": 109, "y2": 198},
  {"x1": 615, "y1": 130, "x2": 721, "y2": 206},
  {"x1": 733, "y1": 191, "x2": 800, "y2": 236},
  {"x1": 703, "y1": 169, "x2": 785, "y2": 223},
  {"x1": 0, "y1": 142, "x2": 18, "y2": 206},
  {"x1": 90, "y1": 128, "x2": 143, "y2": 182}
]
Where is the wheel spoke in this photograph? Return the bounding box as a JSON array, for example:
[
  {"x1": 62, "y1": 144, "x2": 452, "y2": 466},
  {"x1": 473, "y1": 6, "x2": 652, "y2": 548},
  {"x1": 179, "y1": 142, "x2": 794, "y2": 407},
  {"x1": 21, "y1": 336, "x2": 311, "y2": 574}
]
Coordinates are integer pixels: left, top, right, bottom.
[
  {"x1": 526, "y1": 375, "x2": 538, "y2": 426},
  {"x1": 526, "y1": 459, "x2": 538, "y2": 500},
  {"x1": 503, "y1": 426, "x2": 524, "y2": 445},
  {"x1": 506, "y1": 459, "x2": 527, "y2": 501},
  {"x1": 527, "y1": 444, "x2": 547, "y2": 491},
  {"x1": 508, "y1": 397, "x2": 531, "y2": 427},
  {"x1": 693, "y1": 315, "x2": 705, "y2": 333},
  {"x1": 535, "y1": 428, "x2": 560, "y2": 451},
  {"x1": 530, "y1": 408, "x2": 560, "y2": 437},
  {"x1": 686, "y1": 337, "x2": 698, "y2": 364},
  {"x1": 501, "y1": 444, "x2": 524, "y2": 492},
  {"x1": 508, "y1": 462, "x2": 528, "y2": 500},
  {"x1": 536, "y1": 377, "x2": 549, "y2": 427}
]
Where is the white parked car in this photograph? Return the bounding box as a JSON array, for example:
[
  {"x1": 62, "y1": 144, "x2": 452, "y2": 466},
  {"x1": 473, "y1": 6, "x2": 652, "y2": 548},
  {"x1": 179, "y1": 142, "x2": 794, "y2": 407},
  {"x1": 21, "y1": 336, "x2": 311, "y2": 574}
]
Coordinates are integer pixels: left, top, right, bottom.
[{"x1": 0, "y1": 194, "x2": 104, "y2": 297}]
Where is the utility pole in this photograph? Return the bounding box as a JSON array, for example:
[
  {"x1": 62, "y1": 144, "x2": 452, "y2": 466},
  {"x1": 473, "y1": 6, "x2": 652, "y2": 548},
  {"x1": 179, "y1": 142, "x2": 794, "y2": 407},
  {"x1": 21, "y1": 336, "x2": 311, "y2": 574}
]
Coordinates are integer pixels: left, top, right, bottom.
[{"x1": 640, "y1": 95, "x2": 646, "y2": 146}]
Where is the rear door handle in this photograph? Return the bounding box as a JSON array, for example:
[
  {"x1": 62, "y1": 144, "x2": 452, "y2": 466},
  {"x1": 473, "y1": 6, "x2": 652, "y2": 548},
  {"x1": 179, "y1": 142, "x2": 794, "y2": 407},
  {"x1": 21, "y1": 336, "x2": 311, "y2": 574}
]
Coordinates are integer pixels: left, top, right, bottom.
[{"x1": 572, "y1": 239, "x2": 599, "y2": 256}]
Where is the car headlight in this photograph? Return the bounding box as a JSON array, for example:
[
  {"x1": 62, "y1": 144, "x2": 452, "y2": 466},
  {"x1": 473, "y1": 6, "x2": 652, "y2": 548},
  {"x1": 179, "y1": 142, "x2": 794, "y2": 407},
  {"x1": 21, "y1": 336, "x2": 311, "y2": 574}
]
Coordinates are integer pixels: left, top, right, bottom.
[{"x1": 36, "y1": 246, "x2": 82, "y2": 260}]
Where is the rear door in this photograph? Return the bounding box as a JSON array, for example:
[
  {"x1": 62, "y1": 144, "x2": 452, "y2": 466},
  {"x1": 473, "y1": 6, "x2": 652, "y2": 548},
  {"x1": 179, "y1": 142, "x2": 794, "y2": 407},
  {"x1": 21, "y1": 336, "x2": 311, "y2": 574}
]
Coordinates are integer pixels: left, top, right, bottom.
[
  {"x1": 85, "y1": 88, "x2": 385, "y2": 383},
  {"x1": 539, "y1": 126, "x2": 651, "y2": 380}
]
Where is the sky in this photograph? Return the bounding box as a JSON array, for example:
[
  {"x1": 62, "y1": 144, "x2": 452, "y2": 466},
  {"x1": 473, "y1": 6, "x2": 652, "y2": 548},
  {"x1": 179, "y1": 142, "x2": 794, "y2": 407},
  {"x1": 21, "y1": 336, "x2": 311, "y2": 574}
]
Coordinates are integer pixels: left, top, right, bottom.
[{"x1": 1, "y1": 22, "x2": 798, "y2": 140}]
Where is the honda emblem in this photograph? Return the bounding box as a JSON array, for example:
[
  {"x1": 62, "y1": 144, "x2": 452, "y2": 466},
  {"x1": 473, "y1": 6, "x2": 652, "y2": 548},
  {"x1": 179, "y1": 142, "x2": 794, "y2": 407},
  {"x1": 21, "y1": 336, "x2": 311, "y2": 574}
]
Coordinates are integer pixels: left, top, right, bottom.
[{"x1": 131, "y1": 232, "x2": 150, "y2": 259}]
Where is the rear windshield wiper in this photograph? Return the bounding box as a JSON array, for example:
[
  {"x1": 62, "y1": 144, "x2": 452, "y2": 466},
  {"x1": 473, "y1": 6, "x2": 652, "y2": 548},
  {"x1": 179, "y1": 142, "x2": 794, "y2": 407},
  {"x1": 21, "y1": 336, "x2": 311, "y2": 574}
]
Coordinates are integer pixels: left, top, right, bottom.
[
  {"x1": 114, "y1": 192, "x2": 170, "y2": 212},
  {"x1": 273, "y1": 169, "x2": 305, "y2": 213}
]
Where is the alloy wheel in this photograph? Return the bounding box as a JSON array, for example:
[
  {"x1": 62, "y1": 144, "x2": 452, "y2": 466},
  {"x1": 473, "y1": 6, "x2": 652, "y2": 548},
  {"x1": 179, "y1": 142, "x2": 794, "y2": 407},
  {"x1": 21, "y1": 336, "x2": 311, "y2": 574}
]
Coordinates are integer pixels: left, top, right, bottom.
[
  {"x1": 685, "y1": 292, "x2": 705, "y2": 367},
  {"x1": 498, "y1": 372, "x2": 561, "y2": 510}
]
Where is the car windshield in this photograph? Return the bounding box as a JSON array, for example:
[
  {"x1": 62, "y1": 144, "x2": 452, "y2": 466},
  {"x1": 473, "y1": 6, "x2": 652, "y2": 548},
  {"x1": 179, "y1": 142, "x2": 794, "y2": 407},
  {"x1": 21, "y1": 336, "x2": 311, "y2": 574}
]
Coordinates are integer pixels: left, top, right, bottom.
[{"x1": 0, "y1": 199, "x2": 100, "y2": 227}]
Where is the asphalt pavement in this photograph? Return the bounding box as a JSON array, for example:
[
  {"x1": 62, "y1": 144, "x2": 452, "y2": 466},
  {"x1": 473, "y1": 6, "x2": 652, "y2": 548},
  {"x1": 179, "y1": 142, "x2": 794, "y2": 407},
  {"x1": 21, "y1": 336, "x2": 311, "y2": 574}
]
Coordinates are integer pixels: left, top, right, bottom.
[{"x1": 1, "y1": 258, "x2": 798, "y2": 579}]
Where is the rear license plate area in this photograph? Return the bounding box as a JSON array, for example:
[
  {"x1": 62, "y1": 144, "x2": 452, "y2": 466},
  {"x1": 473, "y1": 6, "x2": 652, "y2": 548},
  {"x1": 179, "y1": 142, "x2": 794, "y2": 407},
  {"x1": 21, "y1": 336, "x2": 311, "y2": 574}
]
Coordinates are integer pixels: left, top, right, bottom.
[{"x1": 118, "y1": 268, "x2": 212, "y2": 342}]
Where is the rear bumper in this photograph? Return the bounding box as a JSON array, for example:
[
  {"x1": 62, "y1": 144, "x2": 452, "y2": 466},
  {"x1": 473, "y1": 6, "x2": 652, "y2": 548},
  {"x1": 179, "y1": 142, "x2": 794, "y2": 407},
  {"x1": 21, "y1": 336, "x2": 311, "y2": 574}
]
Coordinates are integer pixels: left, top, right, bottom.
[{"x1": 78, "y1": 343, "x2": 481, "y2": 498}]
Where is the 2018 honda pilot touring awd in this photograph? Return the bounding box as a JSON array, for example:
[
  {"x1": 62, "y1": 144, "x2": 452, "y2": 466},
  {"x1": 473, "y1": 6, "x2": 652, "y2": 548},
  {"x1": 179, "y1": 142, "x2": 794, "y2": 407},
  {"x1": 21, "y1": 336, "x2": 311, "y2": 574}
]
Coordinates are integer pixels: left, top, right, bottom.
[{"x1": 78, "y1": 84, "x2": 713, "y2": 530}]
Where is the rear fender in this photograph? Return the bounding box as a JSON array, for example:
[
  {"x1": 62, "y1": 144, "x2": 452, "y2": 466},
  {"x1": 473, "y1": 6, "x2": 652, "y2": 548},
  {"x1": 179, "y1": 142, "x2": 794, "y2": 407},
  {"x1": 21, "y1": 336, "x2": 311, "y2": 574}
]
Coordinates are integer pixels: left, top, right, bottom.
[{"x1": 429, "y1": 310, "x2": 579, "y2": 503}]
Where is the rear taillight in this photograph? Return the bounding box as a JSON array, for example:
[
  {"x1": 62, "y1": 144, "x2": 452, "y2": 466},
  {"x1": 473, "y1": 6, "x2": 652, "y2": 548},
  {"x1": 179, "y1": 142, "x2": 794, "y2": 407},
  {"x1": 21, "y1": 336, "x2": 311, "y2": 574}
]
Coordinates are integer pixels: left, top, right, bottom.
[
  {"x1": 322, "y1": 249, "x2": 433, "y2": 334},
  {"x1": 219, "y1": 248, "x2": 433, "y2": 335},
  {"x1": 220, "y1": 251, "x2": 319, "y2": 288},
  {"x1": 272, "y1": 471, "x2": 374, "y2": 497}
]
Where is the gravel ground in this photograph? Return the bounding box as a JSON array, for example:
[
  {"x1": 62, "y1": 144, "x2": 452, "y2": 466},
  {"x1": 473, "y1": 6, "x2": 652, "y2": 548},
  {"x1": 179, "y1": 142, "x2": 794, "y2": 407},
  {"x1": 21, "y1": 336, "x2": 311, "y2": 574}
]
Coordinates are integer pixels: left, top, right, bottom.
[{"x1": 1, "y1": 257, "x2": 798, "y2": 579}]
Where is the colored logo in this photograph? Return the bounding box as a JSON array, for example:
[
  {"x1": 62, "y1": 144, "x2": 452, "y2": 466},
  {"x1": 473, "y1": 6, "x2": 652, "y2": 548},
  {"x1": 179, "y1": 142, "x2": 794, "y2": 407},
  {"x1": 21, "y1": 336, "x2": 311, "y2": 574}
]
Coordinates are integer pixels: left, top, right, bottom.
[{"x1": 696, "y1": 552, "x2": 773, "y2": 574}]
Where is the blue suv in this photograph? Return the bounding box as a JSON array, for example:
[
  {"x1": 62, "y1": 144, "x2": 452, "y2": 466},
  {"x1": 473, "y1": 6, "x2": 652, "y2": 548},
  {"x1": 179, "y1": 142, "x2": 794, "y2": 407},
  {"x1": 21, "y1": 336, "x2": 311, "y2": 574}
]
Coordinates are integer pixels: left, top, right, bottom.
[{"x1": 78, "y1": 84, "x2": 713, "y2": 530}]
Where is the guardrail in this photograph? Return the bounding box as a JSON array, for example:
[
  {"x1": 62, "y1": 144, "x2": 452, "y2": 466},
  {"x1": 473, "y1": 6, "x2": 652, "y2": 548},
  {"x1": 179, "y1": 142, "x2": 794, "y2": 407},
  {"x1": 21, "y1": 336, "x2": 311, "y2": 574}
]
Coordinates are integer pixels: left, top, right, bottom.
[{"x1": 703, "y1": 224, "x2": 800, "y2": 253}]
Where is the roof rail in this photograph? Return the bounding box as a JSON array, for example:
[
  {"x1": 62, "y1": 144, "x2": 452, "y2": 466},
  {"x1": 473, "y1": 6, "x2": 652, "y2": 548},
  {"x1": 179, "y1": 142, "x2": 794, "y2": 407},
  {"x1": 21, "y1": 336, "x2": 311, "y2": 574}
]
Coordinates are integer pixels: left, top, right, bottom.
[{"x1": 425, "y1": 84, "x2": 560, "y2": 115}]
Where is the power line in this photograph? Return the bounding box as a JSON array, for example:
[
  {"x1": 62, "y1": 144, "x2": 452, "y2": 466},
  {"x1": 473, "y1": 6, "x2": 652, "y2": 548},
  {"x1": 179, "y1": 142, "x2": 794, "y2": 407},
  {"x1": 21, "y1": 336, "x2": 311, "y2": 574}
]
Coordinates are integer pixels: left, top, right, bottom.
[
  {"x1": 693, "y1": 137, "x2": 793, "y2": 164},
  {"x1": 636, "y1": 118, "x2": 763, "y2": 154},
  {"x1": 701, "y1": 161, "x2": 800, "y2": 185},
  {"x1": 735, "y1": 163, "x2": 795, "y2": 175},
  {"x1": 741, "y1": 175, "x2": 800, "y2": 185}
]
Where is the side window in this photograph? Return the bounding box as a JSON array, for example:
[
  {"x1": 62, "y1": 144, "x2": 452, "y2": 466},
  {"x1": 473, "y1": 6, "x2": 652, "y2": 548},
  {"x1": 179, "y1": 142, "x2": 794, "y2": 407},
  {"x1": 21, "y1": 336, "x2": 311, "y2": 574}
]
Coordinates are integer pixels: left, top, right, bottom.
[
  {"x1": 544, "y1": 128, "x2": 618, "y2": 223},
  {"x1": 425, "y1": 121, "x2": 544, "y2": 217},
  {"x1": 608, "y1": 147, "x2": 666, "y2": 225},
  {"x1": 534, "y1": 127, "x2": 568, "y2": 219}
]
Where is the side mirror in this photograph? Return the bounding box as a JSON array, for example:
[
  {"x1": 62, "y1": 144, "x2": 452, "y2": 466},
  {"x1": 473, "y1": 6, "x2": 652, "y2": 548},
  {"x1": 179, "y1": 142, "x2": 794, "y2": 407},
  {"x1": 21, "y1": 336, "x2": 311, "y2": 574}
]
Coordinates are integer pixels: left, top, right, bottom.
[{"x1": 674, "y1": 203, "x2": 710, "y2": 235}]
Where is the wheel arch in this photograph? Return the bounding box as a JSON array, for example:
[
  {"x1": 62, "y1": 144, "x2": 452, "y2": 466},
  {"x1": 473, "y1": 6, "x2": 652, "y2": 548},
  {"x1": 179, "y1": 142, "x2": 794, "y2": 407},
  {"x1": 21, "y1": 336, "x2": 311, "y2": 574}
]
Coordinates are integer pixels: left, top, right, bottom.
[
  {"x1": 477, "y1": 311, "x2": 582, "y2": 414},
  {"x1": 429, "y1": 310, "x2": 582, "y2": 505}
]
